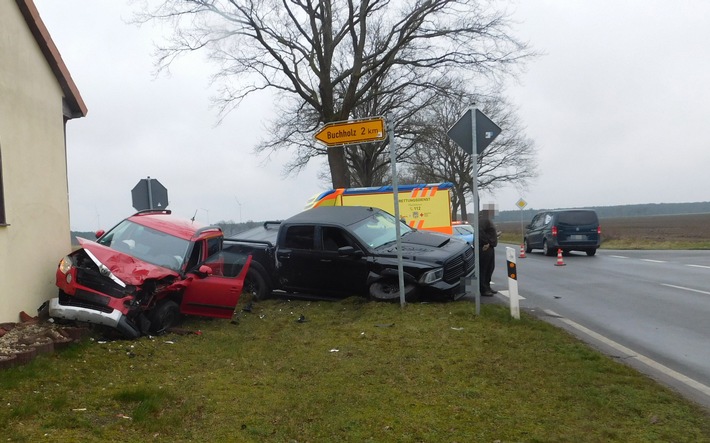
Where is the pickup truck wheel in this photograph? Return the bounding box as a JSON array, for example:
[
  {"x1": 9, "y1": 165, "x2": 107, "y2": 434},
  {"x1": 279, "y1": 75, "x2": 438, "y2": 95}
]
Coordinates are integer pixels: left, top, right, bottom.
[
  {"x1": 369, "y1": 280, "x2": 418, "y2": 302},
  {"x1": 244, "y1": 268, "x2": 270, "y2": 301},
  {"x1": 149, "y1": 300, "x2": 180, "y2": 334}
]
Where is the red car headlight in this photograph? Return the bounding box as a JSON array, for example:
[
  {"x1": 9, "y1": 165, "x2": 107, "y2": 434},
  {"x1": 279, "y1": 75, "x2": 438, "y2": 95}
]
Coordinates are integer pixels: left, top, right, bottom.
[{"x1": 58, "y1": 256, "x2": 73, "y2": 275}]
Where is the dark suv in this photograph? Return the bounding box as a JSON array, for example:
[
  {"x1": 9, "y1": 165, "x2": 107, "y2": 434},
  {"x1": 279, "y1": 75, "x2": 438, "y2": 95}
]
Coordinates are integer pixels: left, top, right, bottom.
[{"x1": 524, "y1": 209, "x2": 601, "y2": 256}]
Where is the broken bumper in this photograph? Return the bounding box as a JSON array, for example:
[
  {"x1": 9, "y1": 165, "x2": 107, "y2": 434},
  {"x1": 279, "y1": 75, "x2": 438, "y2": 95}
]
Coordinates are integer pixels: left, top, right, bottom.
[{"x1": 48, "y1": 297, "x2": 140, "y2": 339}]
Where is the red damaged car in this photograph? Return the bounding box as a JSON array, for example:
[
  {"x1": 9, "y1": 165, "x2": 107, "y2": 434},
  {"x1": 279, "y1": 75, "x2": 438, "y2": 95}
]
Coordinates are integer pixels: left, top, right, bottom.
[{"x1": 49, "y1": 210, "x2": 251, "y2": 338}]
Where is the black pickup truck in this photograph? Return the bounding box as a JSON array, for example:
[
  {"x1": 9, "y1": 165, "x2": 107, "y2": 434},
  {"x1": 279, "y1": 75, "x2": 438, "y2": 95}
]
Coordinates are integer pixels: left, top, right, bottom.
[{"x1": 227, "y1": 206, "x2": 475, "y2": 302}]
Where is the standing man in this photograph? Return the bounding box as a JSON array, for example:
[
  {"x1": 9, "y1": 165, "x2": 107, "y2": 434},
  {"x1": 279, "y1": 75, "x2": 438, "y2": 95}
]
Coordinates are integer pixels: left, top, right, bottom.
[{"x1": 478, "y1": 208, "x2": 498, "y2": 296}]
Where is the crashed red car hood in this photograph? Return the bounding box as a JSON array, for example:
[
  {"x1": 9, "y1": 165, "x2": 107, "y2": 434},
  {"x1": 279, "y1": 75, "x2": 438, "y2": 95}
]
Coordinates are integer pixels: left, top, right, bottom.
[{"x1": 77, "y1": 238, "x2": 179, "y2": 286}]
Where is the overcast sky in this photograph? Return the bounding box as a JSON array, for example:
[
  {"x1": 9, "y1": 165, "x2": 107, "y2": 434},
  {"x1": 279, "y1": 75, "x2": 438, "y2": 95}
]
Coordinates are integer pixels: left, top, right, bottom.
[{"x1": 34, "y1": 1, "x2": 710, "y2": 231}]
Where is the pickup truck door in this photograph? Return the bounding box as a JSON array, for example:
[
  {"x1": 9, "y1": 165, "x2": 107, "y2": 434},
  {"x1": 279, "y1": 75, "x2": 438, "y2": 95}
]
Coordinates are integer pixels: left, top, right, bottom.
[
  {"x1": 277, "y1": 225, "x2": 369, "y2": 296},
  {"x1": 276, "y1": 225, "x2": 321, "y2": 292},
  {"x1": 317, "y1": 227, "x2": 369, "y2": 296},
  {"x1": 180, "y1": 253, "x2": 252, "y2": 319}
]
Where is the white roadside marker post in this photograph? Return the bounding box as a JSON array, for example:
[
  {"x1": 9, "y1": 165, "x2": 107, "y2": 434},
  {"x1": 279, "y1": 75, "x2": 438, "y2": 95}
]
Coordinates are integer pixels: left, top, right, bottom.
[{"x1": 506, "y1": 247, "x2": 520, "y2": 320}]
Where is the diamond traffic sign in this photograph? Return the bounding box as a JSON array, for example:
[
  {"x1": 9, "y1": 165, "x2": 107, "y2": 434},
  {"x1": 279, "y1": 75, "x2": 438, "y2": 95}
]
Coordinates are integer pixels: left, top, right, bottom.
[
  {"x1": 314, "y1": 117, "x2": 386, "y2": 147},
  {"x1": 447, "y1": 108, "x2": 502, "y2": 155}
]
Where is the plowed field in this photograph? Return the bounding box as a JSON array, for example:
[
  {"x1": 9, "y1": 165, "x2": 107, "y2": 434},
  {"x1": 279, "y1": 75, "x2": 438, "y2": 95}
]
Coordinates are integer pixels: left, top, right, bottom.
[{"x1": 497, "y1": 213, "x2": 710, "y2": 249}]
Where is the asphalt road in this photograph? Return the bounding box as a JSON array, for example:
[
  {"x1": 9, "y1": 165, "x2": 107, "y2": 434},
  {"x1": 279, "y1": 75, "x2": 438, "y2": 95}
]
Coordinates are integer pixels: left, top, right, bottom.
[{"x1": 488, "y1": 244, "x2": 710, "y2": 409}]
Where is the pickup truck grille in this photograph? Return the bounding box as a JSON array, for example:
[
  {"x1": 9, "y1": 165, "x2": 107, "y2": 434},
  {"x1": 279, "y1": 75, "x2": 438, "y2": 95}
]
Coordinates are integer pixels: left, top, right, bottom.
[{"x1": 443, "y1": 247, "x2": 475, "y2": 284}]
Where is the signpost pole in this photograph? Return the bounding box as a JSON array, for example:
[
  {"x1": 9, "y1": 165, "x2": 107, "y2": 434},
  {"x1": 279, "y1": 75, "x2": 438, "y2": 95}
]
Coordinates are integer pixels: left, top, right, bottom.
[
  {"x1": 446, "y1": 106, "x2": 501, "y2": 316},
  {"x1": 147, "y1": 176, "x2": 154, "y2": 210},
  {"x1": 516, "y1": 198, "x2": 528, "y2": 247},
  {"x1": 470, "y1": 109, "x2": 481, "y2": 315},
  {"x1": 386, "y1": 116, "x2": 407, "y2": 308}
]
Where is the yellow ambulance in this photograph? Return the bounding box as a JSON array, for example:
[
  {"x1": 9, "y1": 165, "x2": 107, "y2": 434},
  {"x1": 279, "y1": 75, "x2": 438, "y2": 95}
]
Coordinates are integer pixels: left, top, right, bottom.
[{"x1": 305, "y1": 183, "x2": 453, "y2": 235}]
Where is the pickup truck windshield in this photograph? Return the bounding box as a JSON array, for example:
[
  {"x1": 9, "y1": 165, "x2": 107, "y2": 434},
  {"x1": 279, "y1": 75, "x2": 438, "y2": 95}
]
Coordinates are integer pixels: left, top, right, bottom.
[
  {"x1": 97, "y1": 220, "x2": 190, "y2": 271},
  {"x1": 350, "y1": 211, "x2": 414, "y2": 248}
]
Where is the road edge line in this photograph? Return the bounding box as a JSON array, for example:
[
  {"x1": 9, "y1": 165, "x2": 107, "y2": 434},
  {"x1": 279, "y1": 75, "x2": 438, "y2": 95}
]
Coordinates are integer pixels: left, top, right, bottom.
[{"x1": 543, "y1": 309, "x2": 710, "y2": 398}]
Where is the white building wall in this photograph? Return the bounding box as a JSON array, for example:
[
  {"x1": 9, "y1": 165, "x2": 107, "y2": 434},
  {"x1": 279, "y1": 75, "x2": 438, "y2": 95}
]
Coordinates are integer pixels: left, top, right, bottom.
[{"x1": 0, "y1": 2, "x2": 72, "y2": 322}]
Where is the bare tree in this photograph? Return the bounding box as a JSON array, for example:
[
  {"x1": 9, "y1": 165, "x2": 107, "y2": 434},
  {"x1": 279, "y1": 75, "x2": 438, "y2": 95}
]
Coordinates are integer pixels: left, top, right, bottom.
[
  {"x1": 307, "y1": 70, "x2": 436, "y2": 187},
  {"x1": 407, "y1": 90, "x2": 537, "y2": 221},
  {"x1": 134, "y1": 0, "x2": 532, "y2": 188},
  {"x1": 342, "y1": 72, "x2": 443, "y2": 187}
]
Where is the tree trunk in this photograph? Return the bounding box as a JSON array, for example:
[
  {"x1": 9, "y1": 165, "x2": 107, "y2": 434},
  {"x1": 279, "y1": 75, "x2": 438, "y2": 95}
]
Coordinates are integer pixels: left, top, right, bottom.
[
  {"x1": 328, "y1": 147, "x2": 351, "y2": 188},
  {"x1": 451, "y1": 194, "x2": 459, "y2": 222},
  {"x1": 458, "y1": 191, "x2": 468, "y2": 222}
]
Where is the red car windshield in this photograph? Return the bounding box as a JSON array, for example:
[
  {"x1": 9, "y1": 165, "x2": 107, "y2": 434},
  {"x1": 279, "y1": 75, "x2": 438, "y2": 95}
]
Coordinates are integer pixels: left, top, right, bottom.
[{"x1": 96, "y1": 220, "x2": 191, "y2": 272}]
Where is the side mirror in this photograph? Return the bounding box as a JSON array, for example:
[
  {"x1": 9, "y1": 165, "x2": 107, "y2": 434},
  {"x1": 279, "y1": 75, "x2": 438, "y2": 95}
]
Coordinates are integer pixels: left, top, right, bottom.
[
  {"x1": 95, "y1": 230, "x2": 105, "y2": 239},
  {"x1": 338, "y1": 246, "x2": 363, "y2": 258},
  {"x1": 196, "y1": 265, "x2": 213, "y2": 277}
]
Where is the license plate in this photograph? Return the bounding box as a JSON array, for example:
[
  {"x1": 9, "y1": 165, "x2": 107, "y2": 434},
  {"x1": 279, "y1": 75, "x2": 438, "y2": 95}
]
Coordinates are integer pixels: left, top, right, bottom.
[{"x1": 569, "y1": 235, "x2": 586, "y2": 241}]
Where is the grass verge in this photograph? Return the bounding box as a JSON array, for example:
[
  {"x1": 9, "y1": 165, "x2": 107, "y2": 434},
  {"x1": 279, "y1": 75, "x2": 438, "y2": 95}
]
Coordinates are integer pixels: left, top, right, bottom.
[{"x1": 1, "y1": 299, "x2": 709, "y2": 442}]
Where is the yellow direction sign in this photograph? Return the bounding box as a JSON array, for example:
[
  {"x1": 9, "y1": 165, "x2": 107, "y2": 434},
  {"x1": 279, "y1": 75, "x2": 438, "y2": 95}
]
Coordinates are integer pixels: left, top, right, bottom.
[
  {"x1": 516, "y1": 198, "x2": 527, "y2": 209},
  {"x1": 314, "y1": 117, "x2": 386, "y2": 147}
]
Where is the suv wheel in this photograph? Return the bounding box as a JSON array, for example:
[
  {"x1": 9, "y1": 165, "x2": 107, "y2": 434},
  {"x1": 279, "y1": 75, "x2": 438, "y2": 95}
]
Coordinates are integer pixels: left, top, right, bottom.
[
  {"x1": 149, "y1": 300, "x2": 180, "y2": 334},
  {"x1": 543, "y1": 240, "x2": 555, "y2": 257},
  {"x1": 524, "y1": 238, "x2": 532, "y2": 253},
  {"x1": 586, "y1": 248, "x2": 597, "y2": 256}
]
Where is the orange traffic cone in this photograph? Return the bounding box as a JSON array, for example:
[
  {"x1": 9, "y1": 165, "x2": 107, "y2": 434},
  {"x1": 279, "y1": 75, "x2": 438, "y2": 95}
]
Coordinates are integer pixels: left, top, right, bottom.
[
  {"x1": 554, "y1": 249, "x2": 566, "y2": 266},
  {"x1": 519, "y1": 243, "x2": 526, "y2": 258}
]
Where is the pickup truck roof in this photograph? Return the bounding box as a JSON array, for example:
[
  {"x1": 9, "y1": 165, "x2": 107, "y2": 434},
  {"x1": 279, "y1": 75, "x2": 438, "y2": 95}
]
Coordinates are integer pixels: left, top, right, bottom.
[
  {"x1": 228, "y1": 206, "x2": 393, "y2": 246},
  {"x1": 285, "y1": 206, "x2": 379, "y2": 226}
]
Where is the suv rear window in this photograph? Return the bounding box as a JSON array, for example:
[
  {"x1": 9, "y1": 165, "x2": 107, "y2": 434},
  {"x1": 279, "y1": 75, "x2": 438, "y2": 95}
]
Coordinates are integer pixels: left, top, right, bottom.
[{"x1": 556, "y1": 211, "x2": 598, "y2": 225}]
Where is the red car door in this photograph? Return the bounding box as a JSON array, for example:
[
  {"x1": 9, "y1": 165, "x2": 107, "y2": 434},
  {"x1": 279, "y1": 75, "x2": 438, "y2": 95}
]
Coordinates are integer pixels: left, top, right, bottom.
[{"x1": 180, "y1": 255, "x2": 252, "y2": 319}]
